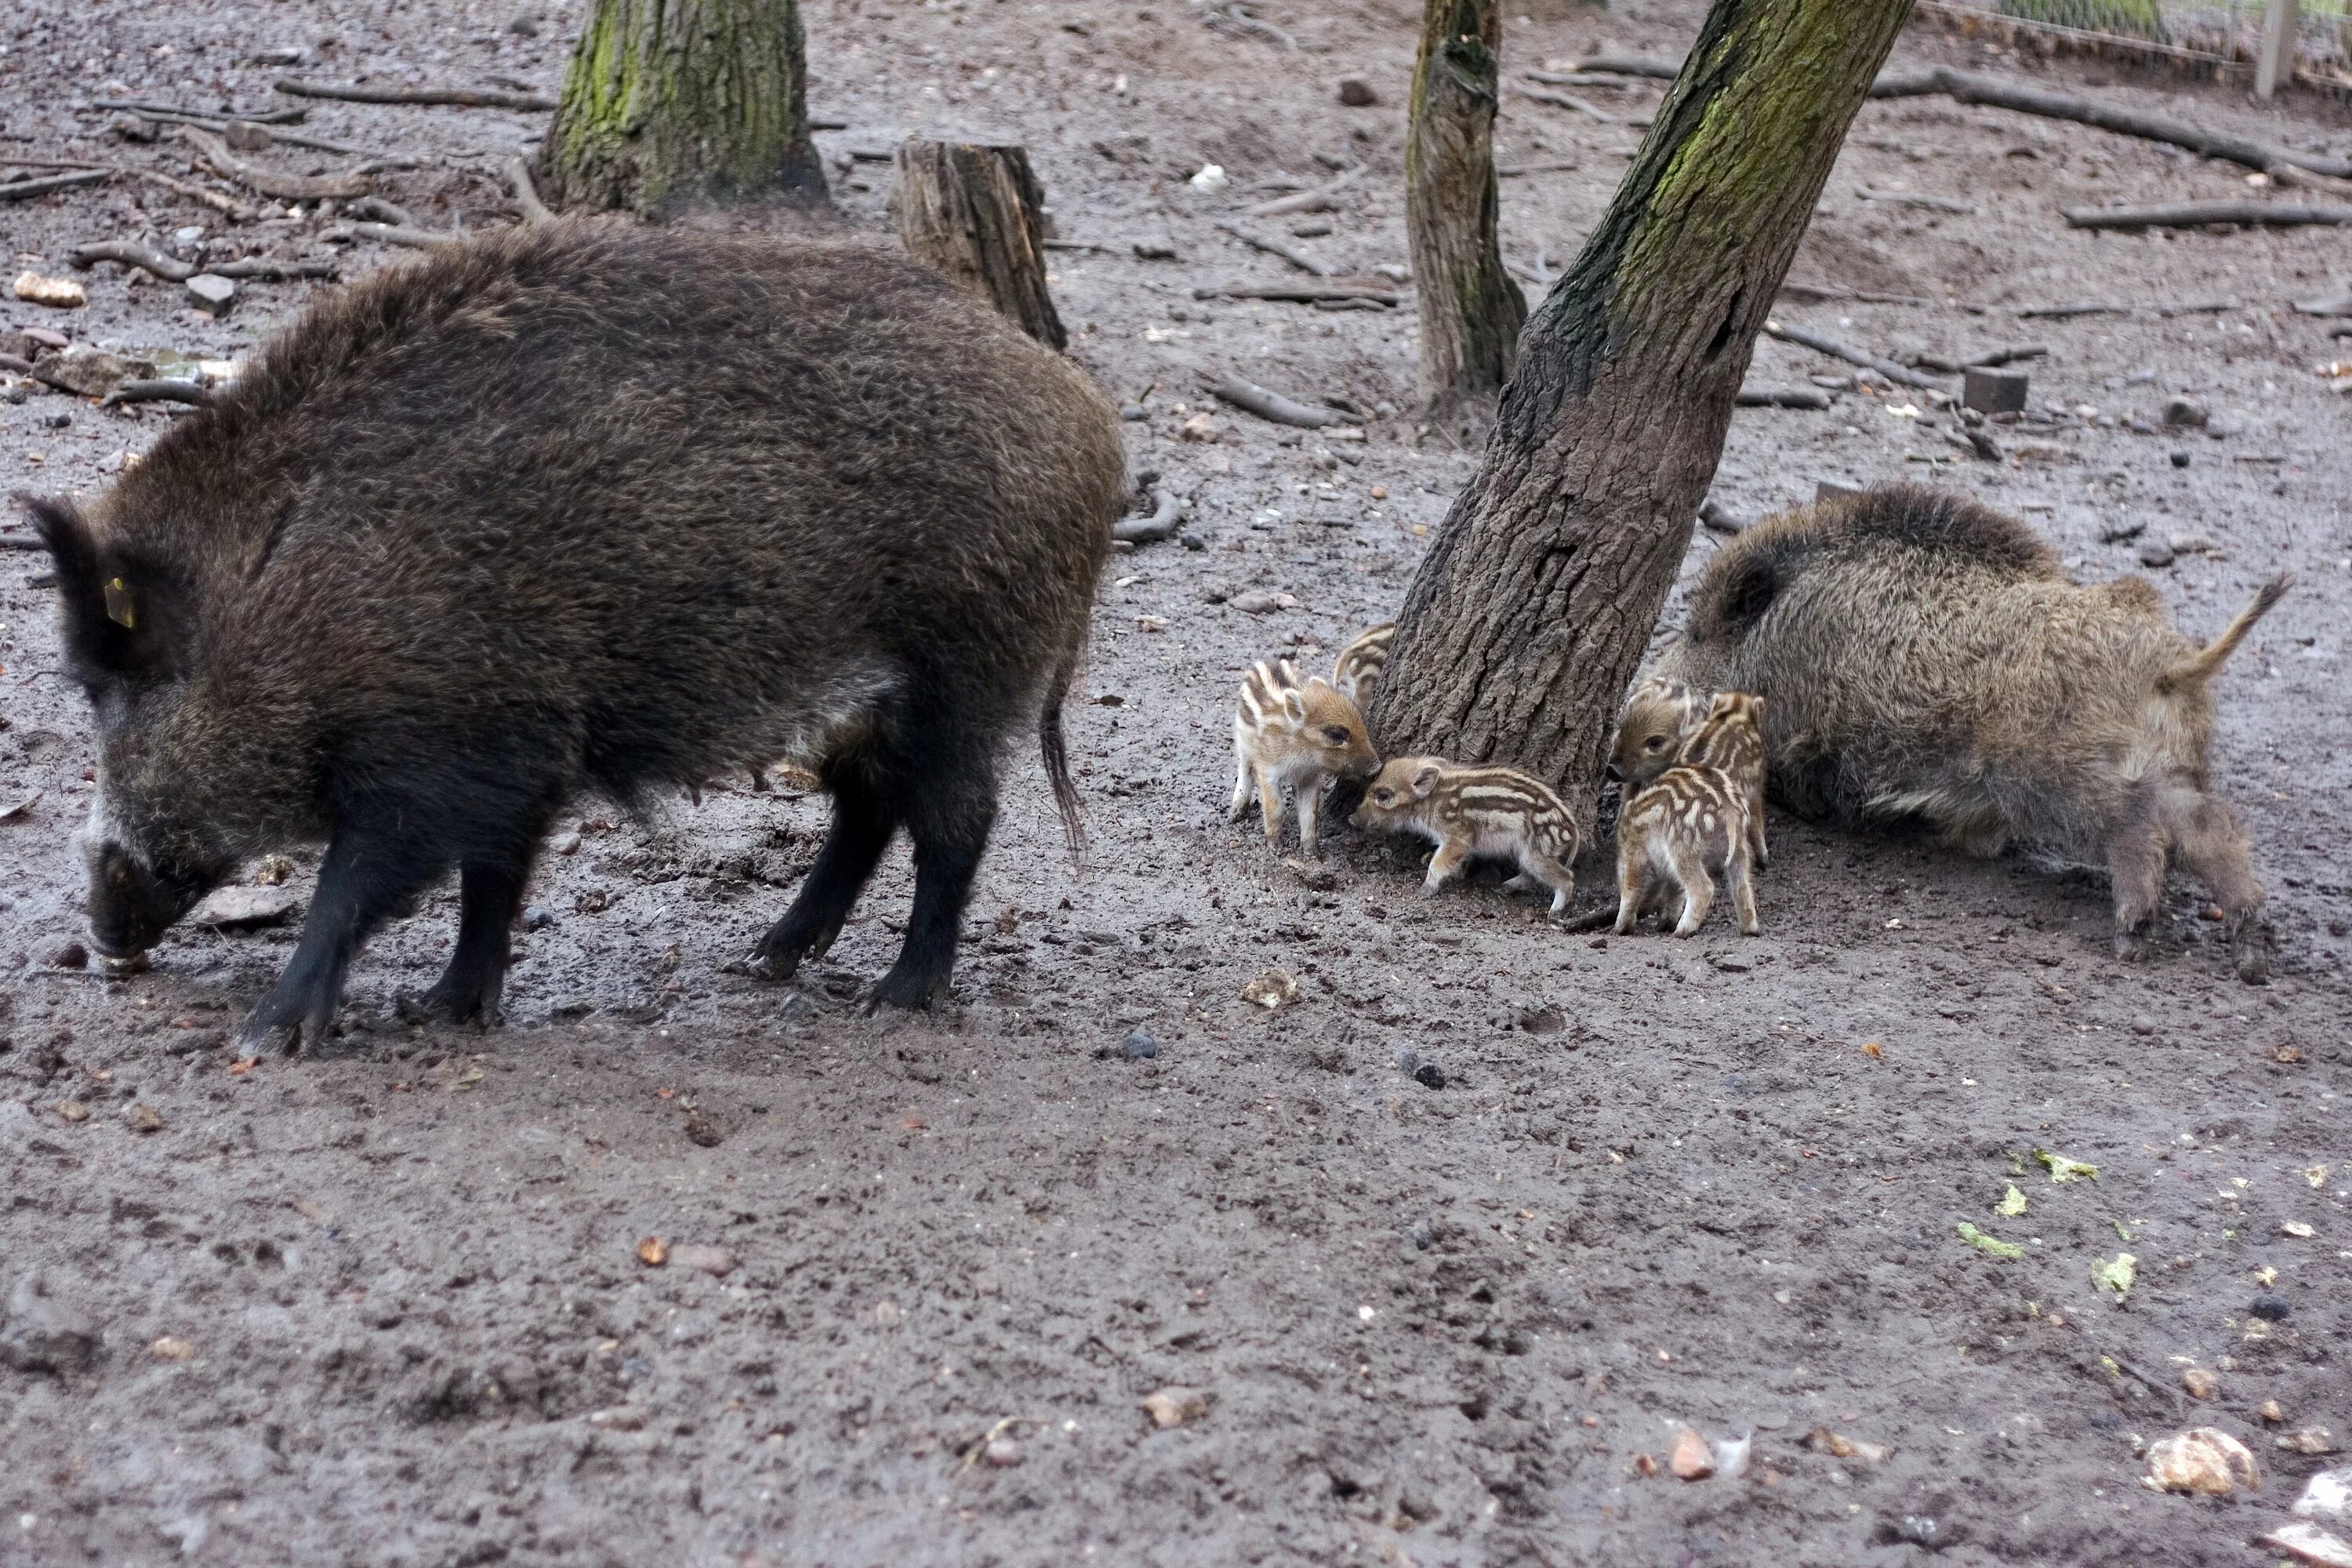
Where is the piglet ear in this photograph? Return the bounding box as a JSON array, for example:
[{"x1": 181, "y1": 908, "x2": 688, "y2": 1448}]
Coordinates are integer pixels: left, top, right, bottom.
[
  {"x1": 1408, "y1": 761, "x2": 1443, "y2": 797},
  {"x1": 20, "y1": 494, "x2": 180, "y2": 682},
  {"x1": 1279, "y1": 686, "x2": 1308, "y2": 723}
]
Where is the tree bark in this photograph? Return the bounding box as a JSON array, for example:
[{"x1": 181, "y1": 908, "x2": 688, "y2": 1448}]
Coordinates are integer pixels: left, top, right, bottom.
[
  {"x1": 889, "y1": 140, "x2": 1066, "y2": 350},
  {"x1": 1406, "y1": 0, "x2": 1526, "y2": 418},
  {"x1": 545, "y1": 0, "x2": 826, "y2": 216},
  {"x1": 1373, "y1": 0, "x2": 1915, "y2": 833}
]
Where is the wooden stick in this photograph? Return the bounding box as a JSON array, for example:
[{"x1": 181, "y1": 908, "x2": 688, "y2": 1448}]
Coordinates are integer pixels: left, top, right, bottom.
[
  {"x1": 1516, "y1": 85, "x2": 1651, "y2": 128},
  {"x1": 1856, "y1": 187, "x2": 1976, "y2": 214},
  {"x1": 1497, "y1": 160, "x2": 1580, "y2": 177},
  {"x1": 1198, "y1": 281, "x2": 1399, "y2": 306},
  {"x1": 1112, "y1": 488, "x2": 1186, "y2": 544},
  {"x1": 1763, "y1": 321, "x2": 1944, "y2": 389},
  {"x1": 1932, "y1": 68, "x2": 2352, "y2": 179},
  {"x1": 1207, "y1": 373, "x2": 1349, "y2": 428},
  {"x1": 1915, "y1": 343, "x2": 2047, "y2": 372},
  {"x1": 2292, "y1": 289, "x2": 2352, "y2": 318},
  {"x1": 120, "y1": 166, "x2": 256, "y2": 220},
  {"x1": 181, "y1": 126, "x2": 372, "y2": 201},
  {"x1": 1244, "y1": 166, "x2": 1361, "y2": 218},
  {"x1": 1777, "y1": 281, "x2": 1933, "y2": 306},
  {"x1": 1736, "y1": 386, "x2": 1833, "y2": 408},
  {"x1": 2020, "y1": 298, "x2": 2239, "y2": 318},
  {"x1": 274, "y1": 78, "x2": 557, "y2": 111},
  {"x1": 93, "y1": 98, "x2": 307, "y2": 125},
  {"x1": 1215, "y1": 4, "x2": 1297, "y2": 49},
  {"x1": 2063, "y1": 201, "x2": 2352, "y2": 231},
  {"x1": 1211, "y1": 220, "x2": 1330, "y2": 278},
  {"x1": 101, "y1": 379, "x2": 215, "y2": 408},
  {"x1": 72, "y1": 241, "x2": 339, "y2": 281},
  {"x1": 322, "y1": 220, "x2": 456, "y2": 248},
  {"x1": 0, "y1": 352, "x2": 32, "y2": 376},
  {"x1": 504, "y1": 156, "x2": 556, "y2": 223},
  {"x1": 110, "y1": 107, "x2": 363, "y2": 157},
  {"x1": 1558, "y1": 54, "x2": 1682, "y2": 80},
  {"x1": 0, "y1": 170, "x2": 111, "y2": 202}
]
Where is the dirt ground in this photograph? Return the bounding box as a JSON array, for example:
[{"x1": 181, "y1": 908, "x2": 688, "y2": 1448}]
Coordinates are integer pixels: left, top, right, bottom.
[{"x1": 4, "y1": 1, "x2": 2350, "y2": 1563}]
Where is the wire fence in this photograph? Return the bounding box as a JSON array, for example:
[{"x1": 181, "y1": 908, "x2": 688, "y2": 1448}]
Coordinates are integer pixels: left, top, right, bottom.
[{"x1": 1920, "y1": 0, "x2": 2352, "y2": 82}]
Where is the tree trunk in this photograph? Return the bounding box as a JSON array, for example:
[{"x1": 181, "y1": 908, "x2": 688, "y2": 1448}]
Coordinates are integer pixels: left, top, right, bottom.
[
  {"x1": 545, "y1": 0, "x2": 826, "y2": 216},
  {"x1": 889, "y1": 140, "x2": 1067, "y2": 350},
  {"x1": 1373, "y1": 0, "x2": 1915, "y2": 833},
  {"x1": 1406, "y1": 0, "x2": 1526, "y2": 417}
]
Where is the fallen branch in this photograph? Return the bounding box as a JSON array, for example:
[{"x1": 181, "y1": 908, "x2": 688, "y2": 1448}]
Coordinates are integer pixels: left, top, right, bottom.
[
  {"x1": 321, "y1": 220, "x2": 456, "y2": 248},
  {"x1": 111, "y1": 107, "x2": 362, "y2": 157},
  {"x1": 2063, "y1": 201, "x2": 2352, "y2": 231},
  {"x1": 1763, "y1": 321, "x2": 1944, "y2": 389},
  {"x1": 2020, "y1": 298, "x2": 2238, "y2": 318},
  {"x1": 1112, "y1": 488, "x2": 1186, "y2": 545},
  {"x1": 1244, "y1": 165, "x2": 1360, "y2": 218},
  {"x1": 504, "y1": 156, "x2": 556, "y2": 224},
  {"x1": 1736, "y1": 386, "x2": 1833, "y2": 408},
  {"x1": 2294, "y1": 289, "x2": 2352, "y2": 318},
  {"x1": 1914, "y1": 343, "x2": 2046, "y2": 372},
  {"x1": 1857, "y1": 186, "x2": 1976, "y2": 214},
  {"x1": 1212, "y1": 220, "x2": 1329, "y2": 278},
  {"x1": 1214, "y1": 4, "x2": 1297, "y2": 49},
  {"x1": 1197, "y1": 281, "x2": 1399, "y2": 306},
  {"x1": 1932, "y1": 68, "x2": 2352, "y2": 178},
  {"x1": 101, "y1": 379, "x2": 214, "y2": 408},
  {"x1": 1558, "y1": 54, "x2": 1682, "y2": 80},
  {"x1": 1777, "y1": 281, "x2": 1933, "y2": 306},
  {"x1": 274, "y1": 78, "x2": 557, "y2": 111},
  {"x1": 120, "y1": 165, "x2": 256, "y2": 220},
  {"x1": 1516, "y1": 85, "x2": 1651, "y2": 127},
  {"x1": 1207, "y1": 373, "x2": 1348, "y2": 429},
  {"x1": 1497, "y1": 160, "x2": 1580, "y2": 177},
  {"x1": 182, "y1": 125, "x2": 372, "y2": 201},
  {"x1": 0, "y1": 170, "x2": 111, "y2": 203},
  {"x1": 338, "y1": 195, "x2": 416, "y2": 227},
  {"x1": 93, "y1": 98, "x2": 306, "y2": 125},
  {"x1": 0, "y1": 352, "x2": 33, "y2": 376}
]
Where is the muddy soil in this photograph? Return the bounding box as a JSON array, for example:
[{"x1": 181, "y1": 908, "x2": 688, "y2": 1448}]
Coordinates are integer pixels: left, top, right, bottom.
[{"x1": 3, "y1": 1, "x2": 2350, "y2": 1564}]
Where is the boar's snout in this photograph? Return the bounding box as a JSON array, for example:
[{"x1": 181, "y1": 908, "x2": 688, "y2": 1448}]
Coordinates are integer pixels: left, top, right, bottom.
[{"x1": 85, "y1": 839, "x2": 216, "y2": 959}]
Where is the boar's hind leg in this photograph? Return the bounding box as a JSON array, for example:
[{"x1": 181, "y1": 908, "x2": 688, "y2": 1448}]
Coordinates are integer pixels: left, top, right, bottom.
[
  {"x1": 241, "y1": 819, "x2": 446, "y2": 1051},
  {"x1": 2106, "y1": 779, "x2": 2169, "y2": 964},
  {"x1": 751, "y1": 781, "x2": 896, "y2": 985},
  {"x1": 2165, "y1": 785, "x2": 2270, "y2": 983},
  {"x1": 407, "y1": 855, "x2": 534, "y2": 1025},
  {"x1": 869, "y1": 761, "x2": 999, "y2": 1012}
]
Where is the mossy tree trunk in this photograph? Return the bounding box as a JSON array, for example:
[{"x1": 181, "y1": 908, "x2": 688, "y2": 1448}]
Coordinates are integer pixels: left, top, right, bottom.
[
  {"x1": 546, "y1": 0, "x2": 826, "y2": 216},
  {"x1": 1406, "y1": 0, "x2": 1526, "y2": 419},
  {"x1": 1373, "y1": 0, "x2": 1915, "y2": 832}
]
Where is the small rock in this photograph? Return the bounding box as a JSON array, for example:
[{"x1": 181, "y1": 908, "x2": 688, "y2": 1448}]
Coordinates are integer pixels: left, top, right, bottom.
[
  {"x1": 1122, "y1": 1029, "x2": 1160, "y2": 1061},
  {"x1": 2143, "y1": 1427, "x2": 2260, "y2": 1496},
  {"x1": 2252, "y1": 1291, "x2": 2292, "y2": 1321},
  {"x1": 1962, "y1": 367, "x2": 2028, "y2": 416},
  {"x1": 40, "y1": 412, "x2": 70, "y2": 430},
  {"x1": 2138, "y1": 540, "x2": 2176, "y2": 569},
  {"x1": 521, "y1": 905, "x2": 555, "y2": 931},
  {"x1": 1886, "y1": 1516, "x2": 1944, "y2": 1550},
  {"x1": 682, "y1": 1112, "x2": 724, "y2": 1148},
  {"x1": 2129, "y1": 1015, "x2": 2158, "y2": 1036},
  {"x1": 2282, "y1": 1428, "x2": 2343, "y2": 1457},
  {"x1": 1290, "y1": 219, "x2": 1334, "y2": 238},
  {"x1": 1, "y1": 1272, "x2": 100, "y2": 1376},
  {"x1": 221, "y1": 121, "x2": 274, "y2": 152},
  {"x1": 1188, "y1": 164, "x2": 1228, "y2": 193},
  {"x1": 22, "y1": 326, "x2": 67, "y2": 350},
  {"x1": 184, "y1": 274, "x2": 237, "y2": 318},
  {"x1": 873, "y1": 1299, "x2": 902, "y2": 1328},
  {"x1": 983, "y1": 1436, "x2": 1023, "y2": 1467},
  {"x1": 1119, "y1": 404, "x2": 1149, "y2": 422},
  {"x1": 1395, "y1": 1048, "x2": 1419, "y2": 1072},
  {"x1": 1240, "y1": 967, "x2": 1301, "y2": 1009},
  {"x1": 191, "y1": 884, "x2": 301, "y2": 931},
  {"x1": 2170, "y1": 449, "x2": 2192, "y2": 468},
  {"x1": 2262, "y1": 1399, "x2": 2288, "y2": 1424},
  {"x1": 508, "y1": 13, "x2": 541, "y2": 34},
  {"x1": 45, "y1": 939, "x2": 89, "y2": 971},
  {"x1": 13, "y1": 272, "x2": 87, "y2": 309},
  {"x1": 57, "y1": 1101, "x2": 90, "y2": 1123},
  {"x1": 1337, "y1": 76, "x2": 1378, "y2": 107},
  {"x1": 32, "y1": 346, "x2": 155, "y2": 398},
  {"x1": 1413, "y1": 1062, "x2": 1446, "y2": 1091},
  {"x1": 253, "y1": 854, "x2": 296, "y2": 886},
  {"x1": 149, "y1": 1335, "x2": 194, "y2": 1360},
  {"x1": 587, "y1": 1406, "x2": 646, "y2": 1431},
  {"x1": 2182, "y1": 1367, "x2": 2221, "y2": 1401},
  {"x1": 1713, "y1": 1431, "x2": 1753, "y2": 1480},
  {"x1": 1142, "y1": 1385, "x2": 1210, "y2": 1428},
  {"x1": 2099, "y1": 519, "x2": 2145, "y2": 544},
  {"x1": 2259, "y1": 1522, "x2": 2352, "y2": 1568},
  {"x1": 1669, "y1": 1427, "x2": 1715, "y2": 1479},
  {"x1": 1806, "y1": 1427, "x2": 1889, "y2": 1464},
  {"x1": 1228, "y1": 590, "x2": 1298, "y2": 614},
  {"x1": 122, "y1": 1103, "x2": 163, "y2": 1134},
  {"x1": 1632, "y1": 1452, "x2": 1660, "y2": 1477},
  {"x1": 2162, "y1": 397, "x2": 2209, "y2": 428},
  {"x1": 551, "y1": 829, "x2": 582, "y2": 855},
  {"x1": 1178, "y1": 412, "x2": 1219, "y2": 441},
  {"x1": 667, "y1": 1243, "x2": 736, "y2": 1278}
]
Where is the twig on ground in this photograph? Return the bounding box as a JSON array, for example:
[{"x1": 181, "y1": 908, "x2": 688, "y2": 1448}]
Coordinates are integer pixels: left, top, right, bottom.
[
  {"x1": 119, "y1": 165, "x2": 256, "y2": 220},
  {"x1": 181, "y1": 125, "x2": 372, "y2": 201},
  {"x1": 2063, "y1": 201, "x2": 2352, "y2": 231},
  {"x1": 1914, "y1": 343, "x2": 2047, "y2": 372},
  {"x1": 1040, "y1": 238, "x2": 1115, "y2": 253},
  {"x1": 274, "y1": 78, "x2": 557, "y2": 111},
  {"x1": 2019, "y1": 299, "x2": 2238, "y2": 318},
  {"x1": 1213, "y1": 5, "x2": 1297, "y2": 49},
  {"x1": 0, "y1": 170, "x2": 111, "y2": 202},
  {"x1": 321, "y1": 220, "x2": 457, "y2": 248},
  {"x1": 1777, "y1": 281, "x2": 1933, "y2": 306},
  {"x1": 1197, "y1": 281, "x2": 1398, "y2": 306},
  {"x1": 93, "y1": 98, "x2": 306, "y2": 125},
  {"x1": 1517, "y1": 85, "x2": 1652, "y2": 127},
  {"x1": 1207, "y1": 373, "x2": 1349, "y2": 429},
  {"x1": 339, "y1": 194, "x2": 417, "y2": 227},
  {"x1": 1244, "y1": 166, "x2": 1360, "y2": 218},
  {"x1": 1557, "y1": 54, "x2": 1682, "y2": 80},
  {"x1": 1112, "y1": 488, "x2": 1186, "y2": 545},
  {"x1": 1497, "y1": 160, "x2": 1580, "y2": 177},
  {"x1": 1857, "y1": 187, "x2": 1976, "y2": 214},
  {"x1": 1736, "y1": 386, "x2": 1833, "y2": 409},
  {"x1": 1763, "y1": 321, "x2": 1944, "y2": 390},
  {"x1": 109, "y1": 107, "x2": 363, "y2": 156},
  {"x1": 101, "y1": 379, "x2": 215, "y2": 408},
  {"x1": 0, "y1": 352, "x2": 33, "y2": 376},
  {"x1": 504, "y1": 156, "x2": 556, "y2": 224},
  {"x1": 1211, "y1": 220, "x2": 1330, "y2": 278},
  {"x1": 2293, "y1": 289, "x2": 2352, "y2": 317},
  {"x1": 1933, "y1": 68, "x2": 2352, "y2": 178}
]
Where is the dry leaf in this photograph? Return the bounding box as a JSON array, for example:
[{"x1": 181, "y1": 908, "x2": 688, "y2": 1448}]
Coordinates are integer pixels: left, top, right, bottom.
[
  {"x1": 1142, "y1": 1385, "x2": 1210, "y2": 1428},
  {"x1": 635, "y1": 1236, "x2": 668, "y2": 1267},
  {"x1": 1241, "y1": 967, "x2": 1301, "y2": 1009},
  {"x1": 1860, "y1": 1040, "x2": 1884, "y2": 1059}
]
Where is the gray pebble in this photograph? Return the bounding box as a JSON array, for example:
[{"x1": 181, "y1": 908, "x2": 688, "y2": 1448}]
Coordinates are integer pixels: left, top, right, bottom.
[
  {"x1": 2170, "y1": 450, "x2": 2191, "y2": 468},
  {"x1": 521, "y1": 905, "x2": 555, "y2": 931},
  {"x1": 1395, "y1": 1047, "x2": 1419, "y2": 1072},
  {"x1": 2137, "y1": 540, "x2": 2176, "y2": 569},
  {"x1": 1122, "y1": 1029, "x2": 1159, "y2": 1061},
  {"x1": 2250, "y1": 1292, "x2": 2290, "y2": 1321},
  {"x1": 1414, "y1": 1062, "x2": 1446, "y2": 1091}
]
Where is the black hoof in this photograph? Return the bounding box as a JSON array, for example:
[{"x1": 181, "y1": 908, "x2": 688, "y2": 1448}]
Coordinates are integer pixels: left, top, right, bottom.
[
  {"x1": 2112, "y1": 929, "x2": 2151, "y2": 964},
  {"x1": 397, "y1": 978, "x2": 501, "y2": 1029},
  {"x1": 866, "y1": 964, "x2": 948, "y2": 1013},
  {"x1": 2229, "y1": 918, "x2": 2273, "y2": 984}
]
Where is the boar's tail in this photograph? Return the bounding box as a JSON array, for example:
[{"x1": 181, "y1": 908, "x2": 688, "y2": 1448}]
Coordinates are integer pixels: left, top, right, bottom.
[
  {"x1": 2159, "y1": 572, "x2": 2292, "y2": 693},
  {"x1": 1040, "y1": 648, "x2": 1086, "y2": 866}
]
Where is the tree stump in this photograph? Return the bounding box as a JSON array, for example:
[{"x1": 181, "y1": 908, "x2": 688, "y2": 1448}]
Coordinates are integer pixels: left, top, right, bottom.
[
  {"x1": 545, "y1": 0, "x2": 825, "y2": 216},
  {"x1": 1373, "y1": 0, "x2": 1915, "y2": 832},
  {"x1": 1406, "y1": 0, "x2": 1526, "y2": 419},
  {"x1": 890, "y1": 140, "x2": 1067, "y2": 350}
]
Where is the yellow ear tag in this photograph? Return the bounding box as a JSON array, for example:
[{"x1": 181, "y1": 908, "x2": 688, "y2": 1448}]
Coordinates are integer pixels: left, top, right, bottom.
[{"x1": 103, "y1": 576, "x2": 136, "y2": 630}]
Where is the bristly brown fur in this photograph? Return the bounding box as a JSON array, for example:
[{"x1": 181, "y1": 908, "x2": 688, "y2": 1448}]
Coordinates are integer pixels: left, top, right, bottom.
[
  {"x1": 32, "y1": 219, "x2": 1127, "y2": 1044},
  {"x1": 1654, "y1": 482, "x2": 2288, "y2": 980}
]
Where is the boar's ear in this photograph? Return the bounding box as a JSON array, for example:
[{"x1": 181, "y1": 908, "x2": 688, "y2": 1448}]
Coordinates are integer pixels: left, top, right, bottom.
[
  {"x1": 23, "y1": 495, "x2": 183, "y2": 682},
  {"x1": 1279, "y1": 685, "x2": 1309, "y2": 724},
  {"x1": 1700, "y1": 550, "x2": 1780, "y2": 641},
  {"x1": 1408, "y1": 761, "x2": 1443, "y2": 798}
]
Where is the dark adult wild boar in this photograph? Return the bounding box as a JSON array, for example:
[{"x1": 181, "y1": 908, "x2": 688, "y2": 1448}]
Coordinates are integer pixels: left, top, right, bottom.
[
  {"x1": 27, "y1": 223, "x2": 1125, "y2": 1045},
  {"x1": 1651, "y1": 485, "x2": 2287, "y2": 979}
]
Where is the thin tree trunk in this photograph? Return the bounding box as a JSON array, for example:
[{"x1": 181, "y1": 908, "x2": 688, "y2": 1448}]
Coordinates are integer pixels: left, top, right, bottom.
[
  {"x1": 1373, "y1": 0, "x2": 1915, "y2": 832},
  {"x1": 889, "y1": 140, "x2": 1067, "y2": 350},
  {"x1": 1406, "y1": 0, "x2": 1526, "y2": 419},
  {"x1": 545, "y1": 0, "x2": 826, "y2": 216}
]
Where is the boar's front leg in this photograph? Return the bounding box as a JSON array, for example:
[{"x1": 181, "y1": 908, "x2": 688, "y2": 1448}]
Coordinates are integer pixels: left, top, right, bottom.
[
  {"x1": 405, "y1": 855, "x2": 533, "y2": 1026},
  {"x1": 241, "y1": 818, "x2": 446, "y2": 1051},
  {"x1": 751, "y1": 782, "x2": 896, "y2": 985}
]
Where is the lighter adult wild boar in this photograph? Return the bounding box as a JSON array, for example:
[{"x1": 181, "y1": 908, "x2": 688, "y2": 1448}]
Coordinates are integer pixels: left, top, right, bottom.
[
  {"x1": 27, "y1": 222, "x2": 1125, "y2": 1046},
  {"x1": 1650, "y1": 484, "x2": 2287, "y2": 979}
]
